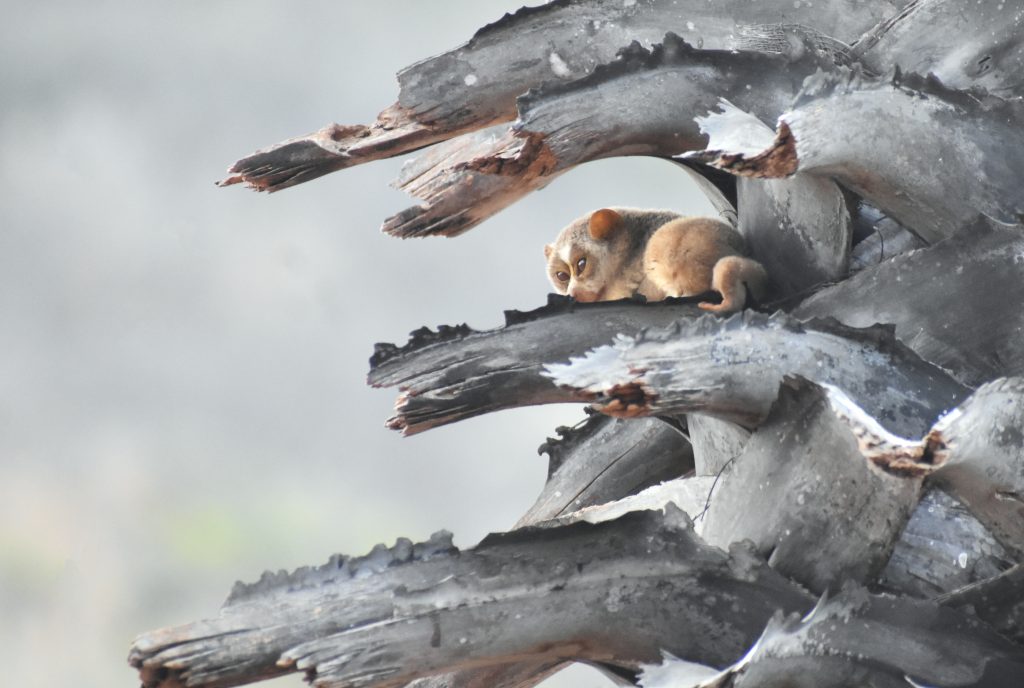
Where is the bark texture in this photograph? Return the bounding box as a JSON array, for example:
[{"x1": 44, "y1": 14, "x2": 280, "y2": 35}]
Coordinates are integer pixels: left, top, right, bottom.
[
  {"x1": 367, "y1": 296, "x2": 705, "y2": 435},
  {"x1": 520, "y1": 412, "x2": 693, "y2": 526},
  {"x1": 543, "y1": 311, "x2": 967, "y2": 435},
  {"x1": 135, "y1": 2, "x2": 1024, "y2": 687},
  {"x1": 685, "y1": 71, "x2": 1024, "y2": 243},
  {"x1": 640, "y1": 585, "x2": 1024, "y2": 688},
  {"x1": 218, "y1": 0, "x2": 902, "y2": 193},
  {"x1": 130, "y1": 509, "x2": 817, "y2": 688},
  {"x1": 795, "y1": 218, "x2": 1024, "y2": 386},
  {"x1": 700, "y1": 378, "x2": 921, "y2": 594},
  {"x1": 382, "y1": 34, "x2": 835, "y2": 238},
  {"x1": 824, "y1": 377, "x2": 1024, "y2": 558}
]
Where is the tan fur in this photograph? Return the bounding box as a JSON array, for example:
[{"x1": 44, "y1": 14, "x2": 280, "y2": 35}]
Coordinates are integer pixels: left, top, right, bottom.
[{"x1": 545, "y1": 208, "x2": 768, "y2": 312}]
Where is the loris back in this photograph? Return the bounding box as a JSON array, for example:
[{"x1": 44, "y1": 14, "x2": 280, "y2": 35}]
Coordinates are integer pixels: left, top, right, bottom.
[{"x1": 544, "y1": 207, "x2": 767, "y2": 312}]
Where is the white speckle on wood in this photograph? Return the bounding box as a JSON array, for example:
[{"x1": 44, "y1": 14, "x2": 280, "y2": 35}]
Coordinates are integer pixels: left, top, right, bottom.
[
  {"x1": 549, "y1": 52, "x2": 572, "y2": 78},
  {"x1": 464, "y1": 74, "x2": 478, "y2": 86}
]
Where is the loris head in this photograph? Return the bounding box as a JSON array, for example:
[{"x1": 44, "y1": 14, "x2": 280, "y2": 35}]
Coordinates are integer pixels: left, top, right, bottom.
[{"x1": 544, "y1": 208, "x2": 630, "y2": 302}]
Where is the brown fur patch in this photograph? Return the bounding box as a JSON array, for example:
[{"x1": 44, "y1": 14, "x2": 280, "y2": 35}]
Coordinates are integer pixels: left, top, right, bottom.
[{"x1": 588, "y1": 208, "x2": 622, "y2": 241}]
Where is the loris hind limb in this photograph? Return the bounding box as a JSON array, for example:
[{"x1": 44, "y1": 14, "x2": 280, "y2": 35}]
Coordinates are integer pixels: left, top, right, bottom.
[{"x1": 643, "y1": 217, "x2": 769, "y2": 312}]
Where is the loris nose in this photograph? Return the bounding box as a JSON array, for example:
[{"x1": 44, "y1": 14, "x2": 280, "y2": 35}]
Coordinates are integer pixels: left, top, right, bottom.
[{"x1": 568, "y1": 285, "x2": 596, "y2": 302}]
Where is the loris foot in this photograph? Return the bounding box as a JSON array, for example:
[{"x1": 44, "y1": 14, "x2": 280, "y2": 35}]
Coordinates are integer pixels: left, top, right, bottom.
[
  {"x1": 698, "y1": 255, "x2": 768, "y2": 313},
  {"x1": 698, "y1": 299, "x2": 737, "y2": 313}
]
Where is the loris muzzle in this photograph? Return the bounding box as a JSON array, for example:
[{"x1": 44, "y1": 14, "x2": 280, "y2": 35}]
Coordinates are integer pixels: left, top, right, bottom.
[{"x1": 544, "y1": 207, "x2": 768, "y2": 313}]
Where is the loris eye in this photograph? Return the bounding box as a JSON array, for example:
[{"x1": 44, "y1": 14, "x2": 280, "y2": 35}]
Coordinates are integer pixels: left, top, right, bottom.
[
  {"x1": 576, "y1": 257, "x2": 587, "y2": 274},
  {"x1": 555, "y1": 271, "x2": 570, "y2": 282}
]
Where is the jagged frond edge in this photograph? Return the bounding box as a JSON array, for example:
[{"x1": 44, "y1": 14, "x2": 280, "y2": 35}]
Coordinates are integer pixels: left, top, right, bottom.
[
  {"x1": 793, "y1": 64, "x2": 1024, "y2": 118},
  {"x1": 475, "y1": 502, "x2": 695, "y2": 552},
  {"x1": 225, "y1": 531, "x2": 459, "y2": 607},
  {"x1": 371, "y1": 294, "x2": 709, "y2": 371}
]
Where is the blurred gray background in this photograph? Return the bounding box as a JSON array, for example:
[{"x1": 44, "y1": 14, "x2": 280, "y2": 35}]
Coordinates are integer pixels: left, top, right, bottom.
[{"x1": 0, "y1": 2, "x2": 712, "y2": 686}]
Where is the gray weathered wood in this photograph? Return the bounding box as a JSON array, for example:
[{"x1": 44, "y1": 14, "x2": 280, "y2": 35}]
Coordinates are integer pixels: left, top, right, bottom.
[
  {"x1": 131, "y1": 531, "x2": 460, "y2": 688},
  {"x1": 928, "y1": 378, "x2": 1024, "y2": 559},
  {"x1": 824, "y1": 377, "x2": 1024, "y2": 558},
  {"x1": 881, "y1": 489, "x2": 1015, "y2": 598},
  {"x1": 129, "y1": 502, "x2": 1021, "y2": 688},
  {"x1": 137, "y1": 4, "x2": 1024, "y2": 688},
  {"x1": 854, "y1": 0, "x2": 1024, "y2": 97},
  {"x1": 640, "y1": 585, "x2": 1024, "y2": 688},
  {"x1": 373, "y1": 305, "x2": 968, "y2": 437},
  {"x1": 444, "y1": 413, "x2": 692, "y2": 688},
  {"x1": 736, "y1": 175, "x2": 850, "y2": 296},
  {"x1": 693, "y1": 100, "x2": 852, "y2": 296},
  {"x1": 686, "y1": 415, "x2": 750, "y2": 477},
  {"x1": 402, "y1": 663, "x2": 567, "y2": 688},
  {"x1": 847, "y1": 201, "x2": 926, "y2": 273},
  {"x1": 544, "y1": 311, "x2": 968, "y2": 436},
  {"x1": 518, "y1": 412, "x2": 693, "y2": 526},
  {"x1": 368, "y1": 296, "x2": 705, "y2": 435},
  {"x1": 940, "y1": 563, "x2": 1024, "y2": 646},
  {"x1": 701, "y1": 378, "x2": 921, "y2": 593},
  {"x1": 684, "y1": 70, "x2": 1024, "y2": 244},
  {"x1": 425, "y1": 413, "x2": 694, "y2": 688},
  {"x1": 383, "y1": 34, "x2": 837, "y2": 238},
  {"x1": 672, "y1": 159, "x2": 738, "y2": 228},
  {"x1": 533, "y1": 423, "x2": 1013, "y2": 601},
  {"x1": 130, "y1": 509, "x2": 815, "y2": 688},
  {"x1": 218, "y1": 0, "x2": 903, "y2": 192},
  {"x1": 545, "y1": 476, "x2": 718, "y2": 531},
  {"x1": 795, "y1": 218, "x2": 1024, "y2": 387}
]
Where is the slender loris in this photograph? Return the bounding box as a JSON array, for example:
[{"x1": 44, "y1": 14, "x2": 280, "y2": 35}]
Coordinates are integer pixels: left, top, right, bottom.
[{"x1": 544, "y1": 208, "x2": 768, "y2": 313}]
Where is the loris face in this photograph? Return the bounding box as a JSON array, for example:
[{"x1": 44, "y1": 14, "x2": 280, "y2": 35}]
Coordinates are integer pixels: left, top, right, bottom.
[{"x1": 544, "y1": 208, "x2": 627, "y2": 302}]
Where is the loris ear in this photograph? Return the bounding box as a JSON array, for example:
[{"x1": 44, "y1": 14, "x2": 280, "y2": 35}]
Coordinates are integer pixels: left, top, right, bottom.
[
  {"x1": 544, "y1": 244, "x2": 554, "y2": 259},
  {"x1": 588, "y1": 208, "x2": 622, "y2": 241}
]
